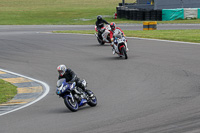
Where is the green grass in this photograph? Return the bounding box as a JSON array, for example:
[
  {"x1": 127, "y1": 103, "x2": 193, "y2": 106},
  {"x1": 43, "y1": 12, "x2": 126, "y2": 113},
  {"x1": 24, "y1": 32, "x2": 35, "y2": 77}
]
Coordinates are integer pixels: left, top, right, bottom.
[
  {"x1": 0, "y1": 0, "x2": 200, "y2": 25},
  {"x1": 53, "y1": 29, "x2": 200, "y2": 43},
  {"x1": 0, "y1": 79, "x2": 17, "y2": 104},
  {"x1": 126, "y1": 29, "x2": 200, "y2": 43},
  {"x1": 0, "y1": 0, "x2": 123, "y2": 25}
]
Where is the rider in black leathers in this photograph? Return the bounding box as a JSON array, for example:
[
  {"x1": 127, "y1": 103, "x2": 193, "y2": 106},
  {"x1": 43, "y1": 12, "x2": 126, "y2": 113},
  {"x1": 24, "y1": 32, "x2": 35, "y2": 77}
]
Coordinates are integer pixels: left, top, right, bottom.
[
  {"x1": 57, "y1": 64, "x2": 90, "y2": 96},
  {"x1": 95, "y1": 15, "x2": 109, "y2": 40}
]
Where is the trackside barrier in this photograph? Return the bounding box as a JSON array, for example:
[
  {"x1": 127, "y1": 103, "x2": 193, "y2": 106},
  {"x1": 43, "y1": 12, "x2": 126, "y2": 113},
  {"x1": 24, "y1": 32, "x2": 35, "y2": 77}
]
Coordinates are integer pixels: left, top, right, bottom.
[
  {"x1": 198, "y1": 9, "x2": 200, "y2": 19},
  {"x1": 143, "y1": 21, "x2": 157, "y2": 30}
]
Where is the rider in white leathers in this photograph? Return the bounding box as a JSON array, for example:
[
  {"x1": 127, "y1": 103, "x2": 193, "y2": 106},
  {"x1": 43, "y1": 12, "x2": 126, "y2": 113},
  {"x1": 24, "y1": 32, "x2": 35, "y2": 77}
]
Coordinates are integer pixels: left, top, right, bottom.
[{"x1": 109, "y1": 22, "x2": 129, "y2": 54}]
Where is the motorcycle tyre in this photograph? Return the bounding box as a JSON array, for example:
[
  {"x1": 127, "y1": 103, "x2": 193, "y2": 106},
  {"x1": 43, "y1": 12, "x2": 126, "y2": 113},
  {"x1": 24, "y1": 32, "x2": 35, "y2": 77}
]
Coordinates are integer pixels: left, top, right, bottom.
[
  {"x1": 64, "y1": 96, "x2": 79, "y2": 112},
  {"x1": 97, "y1": 37, "x2": 105, "y2": 45},
  {"x1": 121, "y1": 47, "x2": 128, "y2": 59},
  {"x1": 87, "y1": 90, "x2": 97, "y2": 107}
]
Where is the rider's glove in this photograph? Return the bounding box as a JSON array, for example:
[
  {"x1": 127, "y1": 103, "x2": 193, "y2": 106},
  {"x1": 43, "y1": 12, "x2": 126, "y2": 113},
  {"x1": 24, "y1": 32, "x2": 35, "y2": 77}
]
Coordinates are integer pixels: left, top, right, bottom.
[{"x1": 111, "y1": 38, "x2": 114, "y2": 42}]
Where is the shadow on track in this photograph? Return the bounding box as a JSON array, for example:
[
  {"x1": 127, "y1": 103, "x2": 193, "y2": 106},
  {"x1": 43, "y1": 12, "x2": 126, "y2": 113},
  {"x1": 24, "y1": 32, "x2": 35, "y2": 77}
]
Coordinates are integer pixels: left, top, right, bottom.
[
  {"x1": 49, "y1": 106, "x2": 95, "y2": 114},
  {"x1": 83, "y1": 44, "x2": 111, "y2": 47}
]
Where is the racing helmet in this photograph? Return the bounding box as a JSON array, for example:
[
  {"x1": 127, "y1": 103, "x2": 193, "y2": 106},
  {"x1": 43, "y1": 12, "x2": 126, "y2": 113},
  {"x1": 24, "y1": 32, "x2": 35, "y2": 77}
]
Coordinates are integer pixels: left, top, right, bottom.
[
  {"x1": 57, "y1": 64, "x2": 67, "y2": 76},
  {"x1": 97, "y1": 15, "x2": 102, "y2": 21},
  {"x1": 110, "y1": 22, "x2": 116, "y2": 30}
]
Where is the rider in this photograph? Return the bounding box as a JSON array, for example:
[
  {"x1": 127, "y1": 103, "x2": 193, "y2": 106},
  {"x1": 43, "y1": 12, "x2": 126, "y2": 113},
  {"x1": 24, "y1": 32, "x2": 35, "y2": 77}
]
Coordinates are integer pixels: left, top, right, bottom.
[
  {"x1": 95, "y1": 15, "x2": 110, "y2": 42},
  {"x1": 109, "y1": 22, "x2": 129, "y2": 52},
  {"x1": 57, "y1": 64, "x2": 91, "y2": 97}
]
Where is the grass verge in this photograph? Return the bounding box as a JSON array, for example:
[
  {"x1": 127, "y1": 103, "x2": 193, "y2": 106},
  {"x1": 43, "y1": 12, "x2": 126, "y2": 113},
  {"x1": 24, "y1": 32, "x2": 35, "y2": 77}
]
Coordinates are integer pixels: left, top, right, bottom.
[
  {"x1": 0, "y1": 79, "x2": 17, "y2": 104},
  {"x1": 0, "y1": 0, "x2": 200, "y2": 25},
  {"x1": 53, "y1": 29, "x2": 200, "y2": 43}
]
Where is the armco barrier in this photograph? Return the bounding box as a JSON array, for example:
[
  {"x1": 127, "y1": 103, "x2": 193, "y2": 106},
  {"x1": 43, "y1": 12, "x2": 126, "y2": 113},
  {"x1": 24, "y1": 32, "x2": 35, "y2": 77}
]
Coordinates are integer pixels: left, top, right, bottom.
[
  {"x1": 150, "y1": 10, "x2": 157, "y2": 20},
  {"x1": 157, "y1": 10, "x2": 162, "y2": 21},
  {"x1": 116, "y1": 6, "x2": 200, "y2": 21},
  {"x1": 198, "y1": 9, "x2": 200, "y2": 19},
  {"x1": 162, "y1": 8, "x2": 200, "y2": 21},
  {"x1": 144, "y1": 10, "x2": 151, "y2": 20},
  {"x1": 184, "y1": 8, "x2": 198, "y2": 19},
  {"x1": 116, "y1": 6, "x2": 162, "y2": 21},
  {"x1": 162, "y1": 8, "x2": 184, "y2": 21}
]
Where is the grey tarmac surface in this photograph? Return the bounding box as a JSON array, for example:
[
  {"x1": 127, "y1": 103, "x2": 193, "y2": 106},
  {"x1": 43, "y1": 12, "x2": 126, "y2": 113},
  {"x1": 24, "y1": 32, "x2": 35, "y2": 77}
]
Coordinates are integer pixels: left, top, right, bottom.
[
  {"x1": 1, "y1": 25, "x2": 200, "y2": 133},
  {"x1": 0, "y1": 23, "x2": 200, "y2": 33}
]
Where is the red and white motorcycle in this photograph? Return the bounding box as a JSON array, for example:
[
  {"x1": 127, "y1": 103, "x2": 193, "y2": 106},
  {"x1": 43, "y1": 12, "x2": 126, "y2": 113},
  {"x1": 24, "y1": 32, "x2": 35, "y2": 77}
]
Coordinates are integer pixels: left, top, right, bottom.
[
  {"x1": 111, "y1": 31, "x2": 128, "y2": 59},
  {"x1": 95, "y1": 24, "x2": 111, "y2": 45}
]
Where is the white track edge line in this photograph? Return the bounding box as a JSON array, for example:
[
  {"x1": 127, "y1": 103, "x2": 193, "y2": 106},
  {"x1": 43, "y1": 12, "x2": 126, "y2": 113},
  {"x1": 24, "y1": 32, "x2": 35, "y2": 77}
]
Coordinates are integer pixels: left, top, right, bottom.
[
  {"x1": 0, "y1": 68, "x2": 50, "y2": 116},
  {"x1": 45, "y1": 32, "x2": 200, "y2": 45},
  {"x1": 129, "y1": 37, "x2": 200, "y2": 45}
]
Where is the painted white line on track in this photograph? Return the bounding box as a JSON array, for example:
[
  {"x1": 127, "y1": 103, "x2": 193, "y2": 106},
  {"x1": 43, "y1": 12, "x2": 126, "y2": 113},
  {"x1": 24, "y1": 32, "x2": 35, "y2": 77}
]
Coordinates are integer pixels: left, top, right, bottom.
[
  {"x1": 0, "y1": 68, "x2": 50, "y2": 116},
  {"x1": 45, "y1": 32, "x2": 200, "y2": 46},
  {"x1": 127, "y1": 37, "x2": 200, "y2": 45}
]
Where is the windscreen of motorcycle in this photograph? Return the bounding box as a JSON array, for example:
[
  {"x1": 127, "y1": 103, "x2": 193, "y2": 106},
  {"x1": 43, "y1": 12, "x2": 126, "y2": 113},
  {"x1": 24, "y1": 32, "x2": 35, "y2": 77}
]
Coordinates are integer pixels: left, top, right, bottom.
[
  {"x1": 114, "y1": 29, "x2": 122, "y2": 38},
  {"x1": 57, "y1": 78, "x2": 66, "y2": 87},
  {"x1": 114, "y1": 34, "x2": 122, "y2": 39}
]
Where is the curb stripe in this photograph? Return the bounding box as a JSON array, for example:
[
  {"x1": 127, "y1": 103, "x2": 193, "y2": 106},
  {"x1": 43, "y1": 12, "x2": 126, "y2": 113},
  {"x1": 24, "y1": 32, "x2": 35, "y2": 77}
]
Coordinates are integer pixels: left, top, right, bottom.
[
  {"x1": 0, "y1": 75, "x2": 42, "y2": 106},
  {"x1": 0, "y1": 68, "x2": 50, "y2": 116},
  {"x1": 0, "y1": 71, "x2": 6, "y2": 74},
  {"x1": 2, "y1": 77, "x2": 33, "y2": 84},
  {"x1": 0, "y1": 99, "x2": 34, "y2": 106},
  {"x1": 17, "y1": 86, "x2": 43, "y2": 94}
]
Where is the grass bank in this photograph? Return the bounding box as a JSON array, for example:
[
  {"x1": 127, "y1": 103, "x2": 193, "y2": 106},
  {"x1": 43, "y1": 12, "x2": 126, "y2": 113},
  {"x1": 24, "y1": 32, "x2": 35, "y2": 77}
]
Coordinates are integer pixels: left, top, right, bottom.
[
  {"x1": 53, "y1": 29, "x2": 200, "y2": 43},
  {"x1": 1, "y1": 0, "x2": 200, "y2": 25},
  {"x1": 0, "y1": 0, "x2": 123, "y2": 25},
  {"x1": 0, "y1": 79, "x2": 17, "y2": 104}
]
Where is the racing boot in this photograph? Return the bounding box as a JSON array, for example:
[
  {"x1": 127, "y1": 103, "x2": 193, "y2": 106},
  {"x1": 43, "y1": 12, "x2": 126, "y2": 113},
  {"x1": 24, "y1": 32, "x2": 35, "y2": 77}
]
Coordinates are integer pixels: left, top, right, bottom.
[
  {"x1": 82, "y1": 86, "x2": 92, "y2": 98},
  {"x1": 125, "y1": 43, "x2": 129, "y2": 51},
  {"x1": 112, "y1": 48, "x2": 115, "y2": 55},
  {"x1": 103, "y1": 38, "x2": 109, "y2": 42},
  {"x1": 126, "y1": 46, "x2": 129, "y2": 52}
]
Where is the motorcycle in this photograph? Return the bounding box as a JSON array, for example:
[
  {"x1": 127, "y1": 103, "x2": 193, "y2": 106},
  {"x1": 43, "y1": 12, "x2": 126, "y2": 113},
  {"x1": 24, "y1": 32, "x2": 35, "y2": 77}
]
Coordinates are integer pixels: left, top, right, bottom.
[
  {"x1": 112, "y1": 31, "x2": 128, "y2": 59},
  {"x1": 56, "y1": 78, "x2": 97, "y2": 112},
  {"x1": 95, "y1": 23, "x2": 111, "y2": 45}
]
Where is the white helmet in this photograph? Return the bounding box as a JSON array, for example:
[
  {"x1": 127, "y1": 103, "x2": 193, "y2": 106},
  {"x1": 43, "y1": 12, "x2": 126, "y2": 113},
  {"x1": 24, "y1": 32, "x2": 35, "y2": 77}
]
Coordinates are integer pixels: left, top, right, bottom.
[{"x1": 57, "y1": 64, "x2": 67, "y2": 76}]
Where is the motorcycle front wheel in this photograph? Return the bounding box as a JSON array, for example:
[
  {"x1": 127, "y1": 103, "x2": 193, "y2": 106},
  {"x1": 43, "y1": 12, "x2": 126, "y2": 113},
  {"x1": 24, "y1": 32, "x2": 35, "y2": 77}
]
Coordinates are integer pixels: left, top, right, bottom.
[
  {"x1": 64, "y1": 95, "x2": 79, "y2": 112},
  {"x1": 121, "y1": 47, "x2": 128, "y2": 59}
]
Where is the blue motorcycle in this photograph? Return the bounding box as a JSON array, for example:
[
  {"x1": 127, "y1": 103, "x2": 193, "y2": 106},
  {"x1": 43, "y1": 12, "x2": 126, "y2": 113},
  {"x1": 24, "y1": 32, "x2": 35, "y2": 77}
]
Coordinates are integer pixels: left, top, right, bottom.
[{"x1": 56, "y1": 78, "x2": 97, "y2": 112}]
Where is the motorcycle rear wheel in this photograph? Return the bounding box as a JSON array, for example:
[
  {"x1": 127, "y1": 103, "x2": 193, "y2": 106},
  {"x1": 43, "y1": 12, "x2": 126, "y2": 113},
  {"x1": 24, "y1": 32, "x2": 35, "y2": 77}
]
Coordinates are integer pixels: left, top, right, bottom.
[
  {"x1": 97, "y1": 37, "x2": 105, "y2": 45},
  {"x1": 87, "y1": 90, "x2": 97, "y2": 107}
]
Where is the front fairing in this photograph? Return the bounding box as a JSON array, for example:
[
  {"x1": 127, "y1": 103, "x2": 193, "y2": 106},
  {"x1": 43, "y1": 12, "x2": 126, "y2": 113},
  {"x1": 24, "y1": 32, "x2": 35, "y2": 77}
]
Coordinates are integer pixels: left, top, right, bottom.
[
  {"x1": 113, "y1": 37, "x2": 126, "y2": 54},
  {"x1": 56, "y1": 79, "x2": 88, "y2": 107},
  {"x1": 56, "y1": 79, "x2": 76, "y2": 96}
]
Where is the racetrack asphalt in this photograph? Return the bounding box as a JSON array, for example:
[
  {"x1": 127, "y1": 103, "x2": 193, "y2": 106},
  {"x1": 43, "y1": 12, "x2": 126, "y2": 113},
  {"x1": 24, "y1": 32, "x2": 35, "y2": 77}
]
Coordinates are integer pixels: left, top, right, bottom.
[{"x1": 1, "y1": 25, "x2": 200, "y2": 133}]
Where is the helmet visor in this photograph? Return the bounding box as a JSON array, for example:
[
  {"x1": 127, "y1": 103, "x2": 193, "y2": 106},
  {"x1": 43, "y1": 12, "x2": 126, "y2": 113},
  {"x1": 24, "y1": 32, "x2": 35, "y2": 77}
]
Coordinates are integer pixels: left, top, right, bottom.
[
  {"x1": 58, "y1": 70, "x2": 64, "y2": 76},
  {"x1": 111, "y1": 26, "x2": 115, "y2": 30}
]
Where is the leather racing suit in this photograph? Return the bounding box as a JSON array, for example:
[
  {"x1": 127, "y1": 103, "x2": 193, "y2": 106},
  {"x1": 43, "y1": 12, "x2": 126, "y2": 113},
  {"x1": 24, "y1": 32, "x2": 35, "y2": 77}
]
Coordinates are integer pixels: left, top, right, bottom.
[
  {"x1": 95, "y1": 19, "x2": 109, "y2": 40},
  {"x1": 110, "y1": 27, "x2": 128, "y2": 52},
  {"x1": 58, "y1": 68, "x2": 86, "y2": 92}
]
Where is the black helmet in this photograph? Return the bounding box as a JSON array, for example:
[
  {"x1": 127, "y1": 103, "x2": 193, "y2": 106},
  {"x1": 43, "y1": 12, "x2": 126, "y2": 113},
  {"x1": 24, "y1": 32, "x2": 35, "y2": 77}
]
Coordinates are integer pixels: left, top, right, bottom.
[{"x1": 97, "y1": 15, "x2": 102, "y2": 20}]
